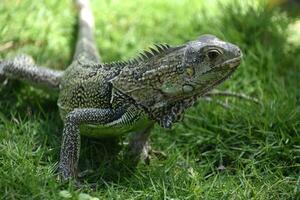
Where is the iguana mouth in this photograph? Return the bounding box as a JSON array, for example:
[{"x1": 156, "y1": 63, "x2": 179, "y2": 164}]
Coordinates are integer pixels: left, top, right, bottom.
[
  {"x1": 209, "y1": 56, "x2": 241, "y2": 86},
  {"x1": 217, "y1": 56, "x2": 241, "y2": 69},
  {"x1": 198, "y1": 56, "x2": 241, "y2": 77}
]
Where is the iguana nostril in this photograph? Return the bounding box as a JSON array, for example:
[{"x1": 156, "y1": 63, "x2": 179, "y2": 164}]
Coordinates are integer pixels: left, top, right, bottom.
[{"x1": 237, "y1": 49, "x2": 242, "y2": 57}]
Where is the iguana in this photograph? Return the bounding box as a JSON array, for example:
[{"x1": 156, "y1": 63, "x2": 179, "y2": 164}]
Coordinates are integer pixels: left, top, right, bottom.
[{"x1": 0, "y1": 0, "x2": 243, "y2": 180}]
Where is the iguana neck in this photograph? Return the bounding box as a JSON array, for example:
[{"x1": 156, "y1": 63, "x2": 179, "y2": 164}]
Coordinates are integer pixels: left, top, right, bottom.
[{"x1": 110, "y1": 45, "x2": 187, "y2": 109}]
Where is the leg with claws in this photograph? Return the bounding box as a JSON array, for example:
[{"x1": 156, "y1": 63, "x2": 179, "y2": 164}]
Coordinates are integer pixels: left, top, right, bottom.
[{"x1": 59, "y1": 108, "x2": 125, "y2": 180}]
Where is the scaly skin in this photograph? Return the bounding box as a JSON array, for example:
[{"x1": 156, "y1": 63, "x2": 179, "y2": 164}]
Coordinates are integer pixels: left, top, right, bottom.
[{"x1": 0, "y1": 0, "x2": 242, "y2": 180}]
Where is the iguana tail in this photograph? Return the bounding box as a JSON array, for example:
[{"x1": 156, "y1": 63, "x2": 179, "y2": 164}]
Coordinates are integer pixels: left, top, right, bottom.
[
  {"x1": 0, "y1": 0, "x2": 100, "y2": 89},
  {"x1": 73, "y1": 0, "x2": 101, "y2": 63}
]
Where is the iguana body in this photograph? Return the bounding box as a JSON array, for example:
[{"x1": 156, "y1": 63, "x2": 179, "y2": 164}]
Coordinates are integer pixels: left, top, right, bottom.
[{"x1": 0, "y1": 0, "x2": 242, "y2": 180}]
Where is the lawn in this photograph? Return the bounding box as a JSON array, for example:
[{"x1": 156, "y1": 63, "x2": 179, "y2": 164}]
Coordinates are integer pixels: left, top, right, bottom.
[{"x1": 0, "y1": 0, "x2": 299, "y2": 199}]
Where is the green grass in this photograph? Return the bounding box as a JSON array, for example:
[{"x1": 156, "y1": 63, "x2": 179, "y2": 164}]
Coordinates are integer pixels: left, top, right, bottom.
[{"x1": 0, "y1": 0, "x2": 300, "y2": 199}]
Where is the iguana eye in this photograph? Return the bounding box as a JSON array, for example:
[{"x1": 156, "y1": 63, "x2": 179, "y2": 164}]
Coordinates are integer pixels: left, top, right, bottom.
[{"x1": 207, "y1": 49, "x2": 222, "y2": 60}]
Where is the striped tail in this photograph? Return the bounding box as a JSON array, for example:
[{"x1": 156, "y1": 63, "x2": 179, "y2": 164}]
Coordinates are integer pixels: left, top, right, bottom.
[{"x1": 74, "y1": 0, "x2": 101, "y2": 63}]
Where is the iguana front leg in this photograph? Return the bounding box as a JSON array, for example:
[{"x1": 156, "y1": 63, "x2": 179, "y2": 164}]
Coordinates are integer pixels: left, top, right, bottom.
[
  {"x1": 59, "y1": 107, "x2": 125, "y2": 180},
  {"x1": 0, "y1": 54, "x2": 63, "y2": 88}
]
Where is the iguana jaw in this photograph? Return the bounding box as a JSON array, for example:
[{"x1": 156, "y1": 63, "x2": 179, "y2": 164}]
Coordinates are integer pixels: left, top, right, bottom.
[
  {"x1": 184, "y1": 54, "x2": 241, "y2": 98},
  {"x1": 217, "y1": 56, "x2": 241, "y2": 69}
]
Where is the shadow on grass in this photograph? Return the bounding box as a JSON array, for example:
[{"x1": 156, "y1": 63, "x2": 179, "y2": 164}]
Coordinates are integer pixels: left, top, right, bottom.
[
  {"x1": 78, "y1": 137, "x2": 131, "y2": 184},
  {"x1": 0, "y1": 81, "x2": 139, "y2": 186}
]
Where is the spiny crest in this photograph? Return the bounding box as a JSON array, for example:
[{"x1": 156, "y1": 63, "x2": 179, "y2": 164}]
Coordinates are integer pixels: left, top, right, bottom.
[
  {"x1": 89, "y1": 43, "x2": 172, "y2": 69},
  {"x1": 137, "y1": 43, "x2": 171, "y2": 62},
  {"x1": 88, "y1": 60, "x2": 128, "y2": 69},
  {"x1": 122, "y1": 43, "x2": 171, "y2": 64}
]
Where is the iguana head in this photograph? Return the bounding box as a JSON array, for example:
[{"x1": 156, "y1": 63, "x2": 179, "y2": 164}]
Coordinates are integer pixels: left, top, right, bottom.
[
  {"x1": 160, "y1": 34, "x2": 241, "y2": 98},
  {"x1": 111, "y1": 34, "x2": 242, "y2": 128}
]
